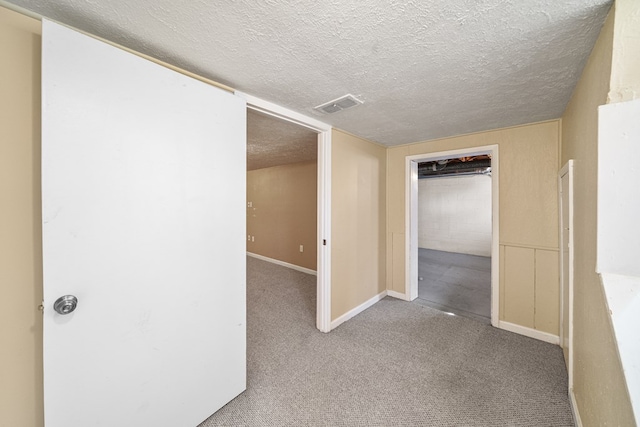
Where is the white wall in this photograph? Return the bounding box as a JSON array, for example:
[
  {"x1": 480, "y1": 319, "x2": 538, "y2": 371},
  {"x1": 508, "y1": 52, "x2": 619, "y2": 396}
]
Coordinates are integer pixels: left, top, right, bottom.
[
  {"x1": 418, "y1": 174, "x2": 492, "y2": 256},
  {"x1": 597, "y1": 98, "x2": 640, "y2": 421},
  {"x1": 597, "y1": 99, "x2": 640, "y2": 277}
]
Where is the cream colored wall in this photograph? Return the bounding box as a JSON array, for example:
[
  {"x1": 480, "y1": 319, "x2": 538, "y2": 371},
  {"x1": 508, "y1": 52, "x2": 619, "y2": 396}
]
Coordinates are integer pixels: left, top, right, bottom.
[
  {"x1": 387, "y1": 121, "x2": 560, "y2": 335},
  {"x1": 247, "y1": 161, "x2": 317, "y2": 271},
  {"x1": 331, "y1": 129, "x2": 386, "y2": 320},
  {"x1": 562, "y1": 4, "x2": 636, "y2": 425},
  {"x1": 0, "y1": 7, "x2": 43, "y2": 427},
  {"x1": 608, "y1": 0, "x2": 640, "y2": 103}
]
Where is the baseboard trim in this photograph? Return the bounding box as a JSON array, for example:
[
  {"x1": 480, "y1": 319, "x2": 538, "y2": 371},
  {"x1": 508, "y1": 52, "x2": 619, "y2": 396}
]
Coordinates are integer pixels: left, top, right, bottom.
[
  {"x1": 569, "y1": 388, "x2": 583, "y2": 427},
  {"x1": 330, "y1": 290, "x2": 387, "y2": 330},
  {"x1": 386, "y1": 290, "x2": 410, "y2": 301},
  {"x1": 498, "y1": 321, "x2": 560, "y2": 345},
  {"x1": 246, "y1": 252, "x2": 317, "y2": 276}
]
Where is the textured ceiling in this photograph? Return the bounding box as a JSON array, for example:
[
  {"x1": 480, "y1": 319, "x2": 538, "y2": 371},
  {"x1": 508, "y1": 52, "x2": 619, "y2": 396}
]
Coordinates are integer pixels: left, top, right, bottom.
[
  {"x1": 6, "y1": 0, "x2": 612, "y2": 146},
  {"x1": 247, "y1": 110, "x2": 317, "y2": 171}
]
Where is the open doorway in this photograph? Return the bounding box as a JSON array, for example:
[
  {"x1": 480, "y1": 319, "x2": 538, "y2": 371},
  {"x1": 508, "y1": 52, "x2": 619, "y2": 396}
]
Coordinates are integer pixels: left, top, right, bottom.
[
  {"x1": 406, "y1": 145, "x2": 500, "y2": 327},
  {"x1": 245, "y1": 109, "x2": 318, "y2": 326},
  {"x1": 413, "y1": 155, "x2": 492, "y2": 323},
  {"x1": 241, "y1": 94, "x2": 332, "y2": 332},
  {"x1": 246, "y1": 109, "x2": 318, "y2": 275}
]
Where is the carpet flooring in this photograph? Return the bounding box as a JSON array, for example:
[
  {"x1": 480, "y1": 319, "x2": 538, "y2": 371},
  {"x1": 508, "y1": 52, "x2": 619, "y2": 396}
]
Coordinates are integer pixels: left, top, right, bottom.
[
  {"x1": 199, "y1": 256, "x2": 573, "y2": 427},
  {"x1": 416, "y1": 248, "x2": 491, "y2": 323}
]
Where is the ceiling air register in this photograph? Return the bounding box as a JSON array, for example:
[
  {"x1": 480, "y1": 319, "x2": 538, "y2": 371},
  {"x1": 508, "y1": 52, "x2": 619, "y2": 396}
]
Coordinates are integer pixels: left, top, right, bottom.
[{"x1": 314, "y1": 94, "x2": 363, "y2": 114}]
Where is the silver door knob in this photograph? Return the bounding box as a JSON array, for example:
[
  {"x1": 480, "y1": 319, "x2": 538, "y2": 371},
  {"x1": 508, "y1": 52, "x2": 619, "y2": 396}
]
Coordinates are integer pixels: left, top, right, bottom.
[{"x1": 53, "y1": 295, "x2": 78, "y2": 315}]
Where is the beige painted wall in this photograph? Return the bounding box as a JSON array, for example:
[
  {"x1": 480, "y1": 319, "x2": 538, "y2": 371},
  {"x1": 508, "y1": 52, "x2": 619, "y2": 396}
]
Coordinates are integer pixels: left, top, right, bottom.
[
  {"x1": 0, "y1": 7, "x2": 43, "y2": 427},
  {"x1": 562, "y1": 4, "x2": 636, "y2": 425},
  {"x1": 331, "y1": 130, "x2": 386, "y2": 321},
  {"x1": 387, "y1": 121, "x2": 560, "y2": 335},
  {"x1": 247, "y1": 161, "x2": 317, "y2": 271}
]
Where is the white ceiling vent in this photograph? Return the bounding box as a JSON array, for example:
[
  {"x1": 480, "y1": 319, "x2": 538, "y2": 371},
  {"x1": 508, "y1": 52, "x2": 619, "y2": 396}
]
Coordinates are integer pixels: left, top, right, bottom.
[{"x1": 314, "y1": 94, "x2": 363, "y2": 114}]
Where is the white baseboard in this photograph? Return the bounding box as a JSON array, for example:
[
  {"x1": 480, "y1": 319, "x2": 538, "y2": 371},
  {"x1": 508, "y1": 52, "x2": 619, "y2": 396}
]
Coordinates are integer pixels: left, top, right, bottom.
[
  {"x1": 386, "y1": 289, "x2": 410, "y2": 301},
  {"x1": 330, "y1": 290, "x2": 387, "y2": 330},
  {"x1": 246, "y1": 252, "x2": 317, "y2": 276},
  {"x1": 498, "y1": 321, "x2": 560, "y2": 345},
  {"x1": 569, "y1": 388, "x2": 582, "y2": 427}
]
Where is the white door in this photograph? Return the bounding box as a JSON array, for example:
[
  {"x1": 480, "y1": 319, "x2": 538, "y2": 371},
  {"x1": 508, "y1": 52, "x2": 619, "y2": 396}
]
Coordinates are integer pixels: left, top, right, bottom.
[{"x1": 41, "y1": 20, "x2": 246, "y2": 427}]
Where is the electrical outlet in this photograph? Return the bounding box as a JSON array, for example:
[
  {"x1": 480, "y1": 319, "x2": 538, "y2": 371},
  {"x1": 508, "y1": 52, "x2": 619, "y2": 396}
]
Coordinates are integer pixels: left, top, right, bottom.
[
  {"x1": 299, "y1": 245, "x2": 304, "y2": 252},
  {"x1": 247, "y1": 201, "x2": 252, "y2": 208},
  {"x1": 248, "y1": 235, "x2": 251, "y2": 241}
]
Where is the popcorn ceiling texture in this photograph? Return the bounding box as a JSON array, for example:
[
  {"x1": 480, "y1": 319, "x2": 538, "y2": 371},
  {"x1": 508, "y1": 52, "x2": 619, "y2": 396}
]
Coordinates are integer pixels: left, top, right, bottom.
[
  {"x1": 8, "y1": 0, "x2": 612, "y2": 146},
  {"x1": 247, "y1": 109, "x2": 317, "y2": 171}
]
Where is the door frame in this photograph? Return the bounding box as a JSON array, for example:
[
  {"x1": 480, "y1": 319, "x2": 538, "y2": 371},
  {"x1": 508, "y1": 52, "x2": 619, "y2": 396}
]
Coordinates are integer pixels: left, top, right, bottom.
[
  {"x1": 405, "y1": 144, "x2": 500, "y2": 327},
  {"x1": 559, "y1": 160, "x2": 574, "y2": 390},
  {"x1": 236, "y1": 92, "x2": 332, "y2": 333}
]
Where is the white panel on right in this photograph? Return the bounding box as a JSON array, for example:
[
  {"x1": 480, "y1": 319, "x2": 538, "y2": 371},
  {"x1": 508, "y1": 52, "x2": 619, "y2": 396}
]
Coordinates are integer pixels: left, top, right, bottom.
[
  {"x1": 598, "y1": 99, "x2": 640, "y2": 422},
  {"x1": 418, "y1": 174, "x2": 492, "y2": 256},
  {"x1": 598, "y1": 99, "x2": 640, "y2": 277}
]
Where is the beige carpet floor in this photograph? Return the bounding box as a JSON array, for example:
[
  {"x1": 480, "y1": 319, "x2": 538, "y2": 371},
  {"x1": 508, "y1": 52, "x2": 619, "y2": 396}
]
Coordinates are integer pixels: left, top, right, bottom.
[{"x1": 200, "y1": 256, "x2": 573, "y2": 426}]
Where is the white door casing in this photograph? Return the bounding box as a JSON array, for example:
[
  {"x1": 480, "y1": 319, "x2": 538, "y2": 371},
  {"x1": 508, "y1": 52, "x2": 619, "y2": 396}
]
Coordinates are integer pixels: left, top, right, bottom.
[
  {"x1": 405, "y1": 145, "x2": 500, "y2": 326},
  {"x1": 42, "y1": 20, "x2": 246, "y2": 427},
  {"x1": 559, "y1": 160, "x2": 574, "y2": 390},
  {"x1": 236, "y1": 92, "x2": 333, "y2": 333}
]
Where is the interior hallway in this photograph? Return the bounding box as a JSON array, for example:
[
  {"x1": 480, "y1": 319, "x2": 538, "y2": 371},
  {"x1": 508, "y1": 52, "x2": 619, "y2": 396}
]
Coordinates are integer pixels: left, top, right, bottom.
[
  {"x1": 415, "y1": 248, "x2": 492, "y2": 324},
  {"x1": 200, "y1": 256, "x2": 572, "y2": 426}
]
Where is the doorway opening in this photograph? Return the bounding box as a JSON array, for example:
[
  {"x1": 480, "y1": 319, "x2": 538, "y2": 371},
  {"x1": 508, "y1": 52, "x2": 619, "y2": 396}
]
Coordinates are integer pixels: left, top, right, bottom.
[
  {"x1": 246, "y1": 109, "x2": 318, "y2": 274},
  {"x1": 406, "y1": 145, "x2": 499, "y2": 327},
  {"x1": 241, "y1": 93, "x2": 332, "y2": 332},
  {"x1": 245, "y1": 109, "x2": 318, "y2": 322},
  {"x1": 414, "y1": 155, "x2": 492, "y2": 323}
]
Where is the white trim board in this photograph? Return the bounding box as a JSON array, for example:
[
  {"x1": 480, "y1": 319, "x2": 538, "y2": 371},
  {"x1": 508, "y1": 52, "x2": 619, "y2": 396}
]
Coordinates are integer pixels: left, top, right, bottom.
[
  {"x1": 498, "y1": 321, "x2": 560, "y2": 345},
  {"x1": 316, "y1": 129, "x2": 332, "y2": 333},
  {"x1": 559, "y1": 160, "x2": 575, "y2": 391},
  {"x1": 236, "y1": 92, "x2": 330, "y2": 132},
  {"x1": 570, "y1": 388, "x2": 583, "y2": 427},
  {"x1": 330, "y1": 291, "x2": 387, "y2": 330},
  {"x1": 247, "y1": 252, "x2": 317, "y2": 276}
]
